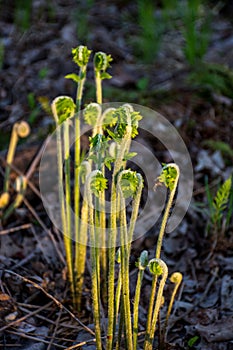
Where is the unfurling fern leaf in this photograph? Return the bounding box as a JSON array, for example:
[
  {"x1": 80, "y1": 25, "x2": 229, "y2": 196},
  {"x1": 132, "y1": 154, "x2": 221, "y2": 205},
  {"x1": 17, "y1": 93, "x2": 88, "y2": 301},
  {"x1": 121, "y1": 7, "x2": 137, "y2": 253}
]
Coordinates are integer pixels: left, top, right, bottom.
[{"x1": 212, "y1": 176, "x2": 232, "y2": 229}]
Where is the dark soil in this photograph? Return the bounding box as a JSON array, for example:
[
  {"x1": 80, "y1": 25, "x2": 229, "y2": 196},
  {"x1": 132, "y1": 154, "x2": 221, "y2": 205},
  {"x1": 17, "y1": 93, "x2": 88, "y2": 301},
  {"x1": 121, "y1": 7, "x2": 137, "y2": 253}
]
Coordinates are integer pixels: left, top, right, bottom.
[{"x1": 0, "y1": 1, "x2": 233, "y2": 349}]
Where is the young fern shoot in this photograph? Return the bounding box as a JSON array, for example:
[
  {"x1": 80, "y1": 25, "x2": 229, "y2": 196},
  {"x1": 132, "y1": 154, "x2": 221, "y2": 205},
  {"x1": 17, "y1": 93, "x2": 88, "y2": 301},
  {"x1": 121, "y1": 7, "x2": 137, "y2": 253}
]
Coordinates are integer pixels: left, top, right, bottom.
[
  {"x1": 155, "y1": 163, "x2": 180, "y2": 259},
  {"x1": 163, "y1": 272, "x2": 183, "y2": 341},
  {"x1": 50, "y1": 46, "x2": 185, "y2": 350},
  {"x1": 144, "y1": 259, "x2": 168, "y2": 350},
  {"x1": 0, "y1": 121, "x2": 30, "y2": 211},
  {"x1": 133, "y1": 250, "x2": 149, "y2": 350},
  {"x1": 51, "y1": 96, "x2": 76, "y2": 303},
  {"x1": 107, "y1": 105, "x2": 142, "y2": 350},
  {"x1": 94, "y1": 51, "x2": 112, "y2": 104},
  {"x1": 66, "y1": 46, "x2": 92, "y2": 307},
  {"x1": 145, "y1": 163, "x2": 180, "y2": 346},
  {"x1": 86, "y1": 170, "x2": 108, "y2": 350}
]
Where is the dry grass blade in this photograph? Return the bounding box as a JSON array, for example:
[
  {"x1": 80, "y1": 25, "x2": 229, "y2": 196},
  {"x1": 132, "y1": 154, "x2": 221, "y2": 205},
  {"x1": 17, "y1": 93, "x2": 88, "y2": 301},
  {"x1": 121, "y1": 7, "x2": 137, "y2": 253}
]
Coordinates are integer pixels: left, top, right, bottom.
[
  {"x1": 7, "y1": 330, "x2": 66, "y2": 349},
  {"x1": 0, "y1": 223, "x2": 31, "y2": 235},
  {"x1": 65, "y1": 338, "x2": 97, "y2": 350},
  {"x1": 47, "y1": 308, "x2": 62, "y2": 350}
]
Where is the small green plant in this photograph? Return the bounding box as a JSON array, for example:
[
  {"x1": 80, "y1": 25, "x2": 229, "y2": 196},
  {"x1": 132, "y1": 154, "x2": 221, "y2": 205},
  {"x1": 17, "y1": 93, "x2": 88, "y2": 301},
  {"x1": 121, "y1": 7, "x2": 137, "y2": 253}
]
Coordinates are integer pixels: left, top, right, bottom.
[
  {"x1": 203, "y1": 140, "x2": 233, "y2": 160},
  {"x1": 73, "y1": 0, "x2": 94, "y2": 42},
  {"x1": 27, "y1": 92, "x2": 41, "y2": 125},
  {"x1": 136, "y1": 0, "x2": 164, "y2": 63},
  {"x1": 51, "y1": 46, "x2": 183, "y2": 349},
  {"x1": 206, "y1": 175, "x2": 233, "y2": 237},
  {"x1": 38, "y1": 67, "x2": 49, "y2": 80},
  {"x1": 182, "y1": 0, "x2": 210, "y2": 66},
  {"x1": 0, "y1": 40, "x2": 4, "y2": 70},
  {"x1": 188, "y1": 335, "x2": 199, "y2": 348},
  {"x1": 188, "y1": 62, "x2": 233, "y2": 98},
  {"x1": 14, "y1": 0, "x2": 32, "y2": 31}
]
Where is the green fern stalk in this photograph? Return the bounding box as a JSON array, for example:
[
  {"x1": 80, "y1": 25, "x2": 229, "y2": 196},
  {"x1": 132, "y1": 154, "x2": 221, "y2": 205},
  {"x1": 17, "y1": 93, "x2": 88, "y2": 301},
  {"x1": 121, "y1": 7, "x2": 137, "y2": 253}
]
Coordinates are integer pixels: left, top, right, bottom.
[
  {"x1": 107, "y1": 108, "x2": 133, "y2": 350},
  {"x1": 133, "y1": 251, "x2": 148, "y2": 350},
  {"x1": 86, "y1": 170, "x2": 104, "y2": 350},
  {"x1": 51, "y1": 97, "x2": 76, "y2": 303},
  {"x1": 145, "y1": 164, "x2": 180, "y2": 346},
  {"x1": 65, "y1": 46, "x2": 91, "y2": 308},
  {"x1": 118, "y1": 176, "x2": 133, "y2": 350},
  {"x1": 75, "y1": 161, "x2": 91, "y2": 310},
  {"x1": 145, "y1": 259, "x2": 168, "y2": 350},
  {"x1": 163, "y1": 272, "x2": 182, "y2": 342}
]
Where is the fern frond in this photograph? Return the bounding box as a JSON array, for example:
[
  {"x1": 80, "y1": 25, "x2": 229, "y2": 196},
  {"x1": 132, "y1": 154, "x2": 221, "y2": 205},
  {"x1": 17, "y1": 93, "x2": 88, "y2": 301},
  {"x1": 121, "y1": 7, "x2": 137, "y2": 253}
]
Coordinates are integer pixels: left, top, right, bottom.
[{"x1": 212, "y1": 176, "x2": 232, "y2": 227}]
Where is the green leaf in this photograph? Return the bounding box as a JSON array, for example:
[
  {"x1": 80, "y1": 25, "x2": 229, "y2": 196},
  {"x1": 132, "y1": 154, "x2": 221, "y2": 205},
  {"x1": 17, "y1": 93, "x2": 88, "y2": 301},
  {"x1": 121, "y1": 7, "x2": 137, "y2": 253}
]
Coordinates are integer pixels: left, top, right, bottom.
[
  {"x1": 212, "y1": 176, "x2": 232, "y2": 226},
  {"x1": 135, "y1": 250, "x2": 149, "y2": 270},
  {"x1": 123, "y1": 152, "x2": 137, "y2": 161},
  {"x1": 94, "y1": 51, "x2": 112, "y2": 72},
  {"x1": 106, "y1": 129, "x2": 118, "y2": 141},
  {"x1": 102, "y1": 108, "x2": 117, "y2": 128},
  {"x1": 52, "y1": 96, "x2": 76, "y2": 124},
  {"x1": 90, "y1": 172, "x2": 108, "y2": 197},
  {"x1": 111, "y1": 105, "x2": 143, "y2": 139},
  {"x1": 100, "y1": 72, "x2": 112, "y2": 80},
  {"x1": 157, "y1": 164, "x2": 178, "y2": 191},
  {"x1": 188, "y1": 335, "x2": 199, "y2": 347},
  {"x1": 148, "y1": 258, "x2": 164, "y2": 276},
  {"x1": 119, "y1": 170, "x2": 139, "y2": 198},
  {"x1": 104, "y1": 156, "x2": 115, "y2": 170},
  {"x1": 72, "y1": 45, "x2": 92, "y2": 67},
  {"x1": 83, "y1": 103, "x2": 101, "y2": 126},
  {"x1": 90, "y1": 134, "x2": 103, "y2": 150},
  {"x1": 65, "y1": 73, "x2": 81, "y2": 83}
]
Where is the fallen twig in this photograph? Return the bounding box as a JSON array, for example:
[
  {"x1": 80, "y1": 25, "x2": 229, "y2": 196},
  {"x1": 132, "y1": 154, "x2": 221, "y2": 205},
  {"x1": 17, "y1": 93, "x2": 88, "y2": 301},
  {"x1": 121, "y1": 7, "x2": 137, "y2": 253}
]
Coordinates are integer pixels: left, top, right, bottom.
[{"x1": 2, "y1": 270, "x2": 95, "y2": 336}]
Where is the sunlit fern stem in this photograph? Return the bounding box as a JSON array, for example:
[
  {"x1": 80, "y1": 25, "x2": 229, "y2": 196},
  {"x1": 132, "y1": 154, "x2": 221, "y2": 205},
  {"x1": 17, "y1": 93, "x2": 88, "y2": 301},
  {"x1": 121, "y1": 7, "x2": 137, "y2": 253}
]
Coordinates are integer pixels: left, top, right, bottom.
[
  {"x1": 58, "y1": 124, "x2": 74, "y2": 302},
  {"x1": 133, "y1": 267, "x2": 144, "y2": 350},
  {"x1": 74, "y1": 64, "x2": 88, "y2": 307},
  {"x1": 133, "y1": 251, "x2": 148, "y2": 350},
  {"x1": 107, "y1": 187, "x2": 117, "y2": 350},
  {"x1": 145, "y1": 164, "x2": 180, "y2": 340},
  {"x1": 86, "y1": 171, "x2": 102, "y2": 350},
  {"x1": 3, "y1": 121, "x2": 30, "y2": 196},
  {"x1": 116, "y1": 171, "x2": 143, "y2": 350},
  {"x1": 76, "y1": 161, "x2": 91, "y2": 311},
  {"x1": 119, "y1": 186, "x2": 133, "y2": 350},
  {"x1": 4, "y1": 124, "x2": 18, "y2": 193},
  {"x1": 74, "y1": 67, "x2": 86, "y2": 276},
  {"x1": 115, "y1": 300, "x2": 124, "y2": 350},
  {"x1": 3, "y1": 176, "x2": 27, "y2": 220},
  {"x1": 64, "y1": 120, "x2": 76, "y2": 305},
  {"x1": 128, "y1": 173, "x2": 143, "y2": 244},
  {"x1": 94, "y1": 106, "x2": 108, "y2": 303},
  {"x1": 95, "y1": 70, "x2": 102, "y2": 105},
  {"x1": 107, "y1": 113, "x2": 132, "y2": 350},
  {"x1": 163, "y1": 272, "x2": 183, "y2": 342},
  {"x1": 156, "y1": 164, "x2": 180, "y2": 259},
  {"x1": 144, "y1": 275, "x2": 157, "y2": 348},
  {"x1": 144, "y1": 259, "x2": 168, "y2": 350},
  {"x1": 51, "y1": 100, "x2": 75, "y2": 305},
  {"x1": 114, "y1": 249, "x2": 122, "y2": 331},
  {"x1": 148, "y1": 260, "x2": 168, "y2": 350}
]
